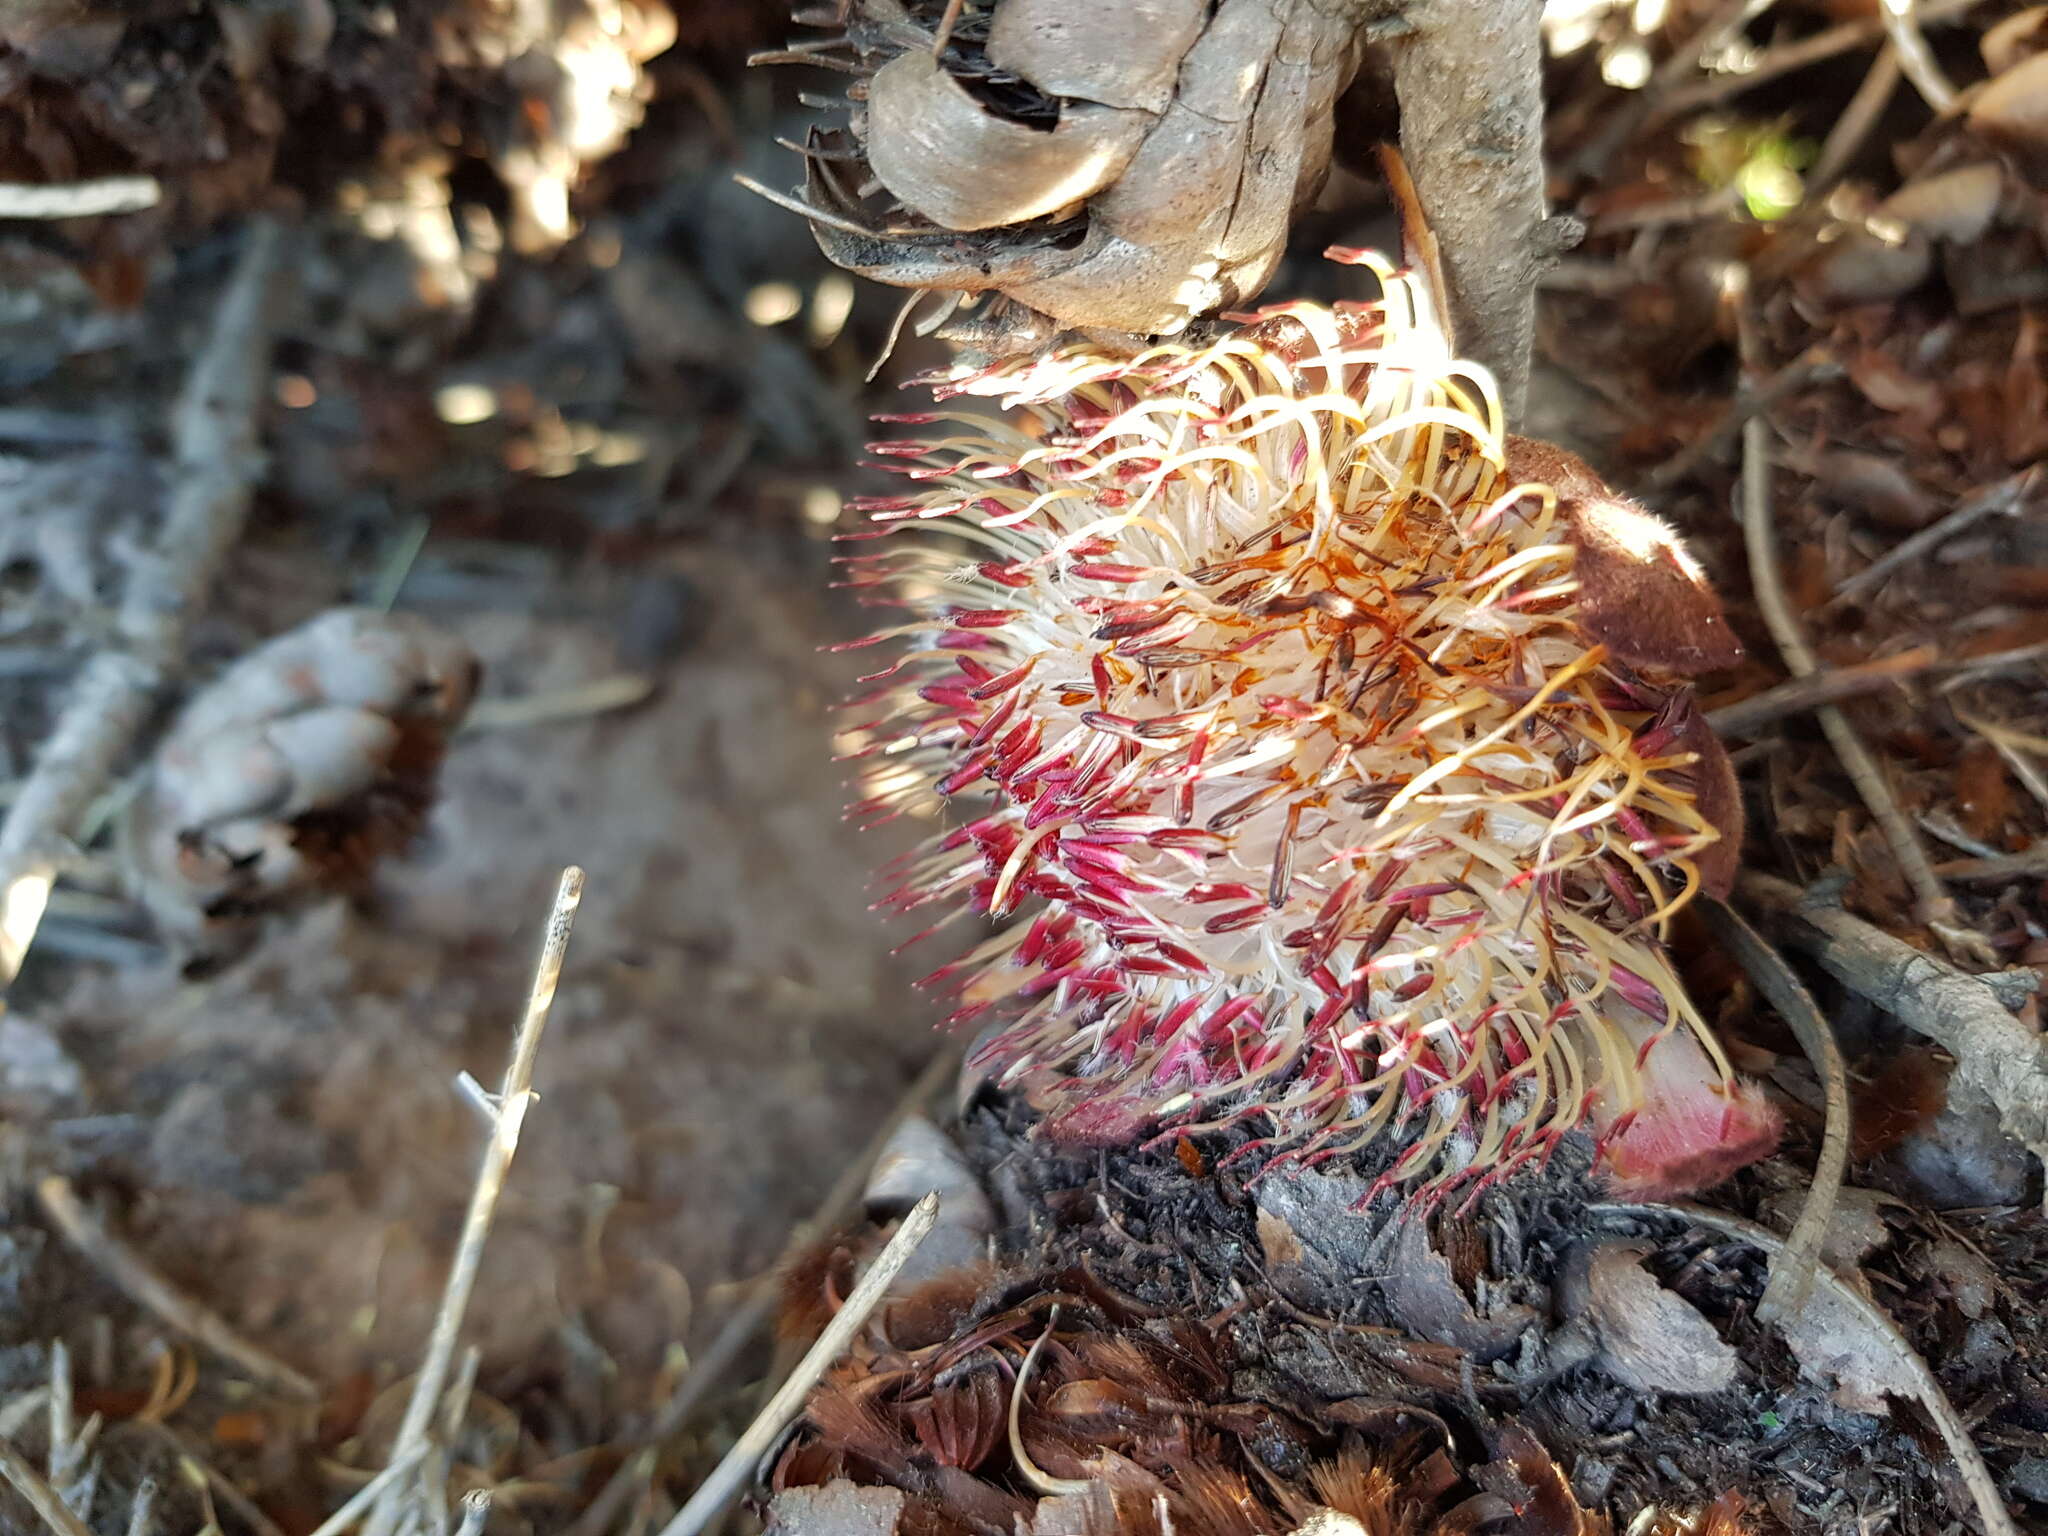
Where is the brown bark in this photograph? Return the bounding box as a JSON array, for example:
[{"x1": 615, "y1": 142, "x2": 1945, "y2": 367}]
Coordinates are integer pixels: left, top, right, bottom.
[{"x1": 1384, "y1": 0, "x2": 1556, "y2": 416}]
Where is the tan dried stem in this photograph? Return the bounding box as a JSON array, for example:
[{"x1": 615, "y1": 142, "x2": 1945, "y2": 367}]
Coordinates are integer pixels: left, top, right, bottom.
[
  {"x1": 0, "y1": 217, "x2": 288, "y2": 991},
  {"x1": 1654, "y1": 0, "x2": 1982, "y2": 120},
  {"x1": 1806, "y1": 45, "x2": 1902, "y2": 199},
  {"x1": 1705, "y1": 644, "x2": 1939, "y2": 737},
  {"x1": 36, "y1": 1177, "x2": 317, "y2": 1400},
  {"x1": 0, "y1": 1434, "x2": 93, "y2": 1536},
  {"x1": 362, "y1": 865, "x2": 586, "y2": 1536},
  {"x1": 1573, "y1": 0, "x2": 1778, "y2": 180},
  {"x1": 0, "y1": 177, "x2": 161, "y2": 218},
  {"x1": 1830, "y1": 468, "x2": 2037, "y2": 605},
  {"x1": 655, "y1": 1192, "x2": 941, "y2": 1536}
]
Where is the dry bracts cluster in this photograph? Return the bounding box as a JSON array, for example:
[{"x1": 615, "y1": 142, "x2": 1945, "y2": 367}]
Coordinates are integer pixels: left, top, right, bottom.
[
  {"x1": 839, "y1": 259, "x2": 1773, "y2": 1199},
  {"x1": 770, "y1": 1257, "x2": 1751, "y2": 1536}
]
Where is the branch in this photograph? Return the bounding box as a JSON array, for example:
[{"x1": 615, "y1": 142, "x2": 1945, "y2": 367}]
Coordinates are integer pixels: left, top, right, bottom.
[
  {"x1": 565, "y1": 1043, "x2": 961, "y2": 1536},
  {"x1": 1740, "y1": 871, "x2": 2048, "y2": 1168},
  {"x1": 1732, "y1": 270, "x2": 1968, "y2": 943},
  {"x1": 1654, "y1": 0, "x2": 1983, "y2": 119},
  {"x1": 1697, "y1": 898, "x2": 1848, "y2": 1323},
  {"x1": 1385, "y1": 0, "x2": 1556, "y2": 418},
  {"x1": 1705, "y1": 644, "x2": 1939, "y2": 737},
  {"x1": 0, "y1": 216, "x2": 288, "y2": 989}
]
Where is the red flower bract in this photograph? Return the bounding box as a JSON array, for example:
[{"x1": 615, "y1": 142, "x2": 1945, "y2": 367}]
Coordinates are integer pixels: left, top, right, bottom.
[{"x1": 840, "y1": 258, "x2": 1773, "y2": 1199}]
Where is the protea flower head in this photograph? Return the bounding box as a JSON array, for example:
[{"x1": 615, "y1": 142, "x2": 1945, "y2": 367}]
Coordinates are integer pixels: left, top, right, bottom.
[{"x1": 838, "y1": 254, "x2": 1775, "y2": 1201}]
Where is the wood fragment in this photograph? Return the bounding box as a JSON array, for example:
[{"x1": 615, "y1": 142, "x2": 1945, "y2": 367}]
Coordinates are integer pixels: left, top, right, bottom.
[{"x1": 36, "y1": 1177, "x2": 317, "y2": 1400}]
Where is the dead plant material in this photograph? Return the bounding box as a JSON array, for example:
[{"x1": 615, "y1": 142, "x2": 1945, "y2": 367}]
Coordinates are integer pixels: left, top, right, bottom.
[
  {"x1": 659, "y1": 1192, "x2": 941, "y2": 1536},
  {"x1": 1705, "y1": 645, "x2": 1940, "y2": 738},
  {"x1": 1733, "y1": 268, "x2": 1973, "y2": 947},
  {"x1": 1696, "y1": 898, "x2": 1848, "y2": 1321},
  {"x1": 567, "y1": 1045, "x2": 962, "y2": 1536},
  {"x1": 0, "y1": 1434, "x2": 93, "y2": 1536},
  {"x1": 35, "y1": 1176, "x2": 317, "y2": 1401},
  {"x1": 1831, "y1": 468, "x2": 2039, "y2": 605},
  {"x1": 0, "y1": 218, "x2": 287, "y2": 991},
  {"x1": 359, "y1": 865, "x2": 585, "y2": 1536},
  {"x1": 764, "y1": 1255, "x2": 1655, "y2": 1536},
  {"x1": 1595, "y1": 1204, "x2": 2018, "y2": 1536},
  {"x1": 1740, "y1": 871, "x2": 2048, "y2": 1175},
  {"x1": 1652, "y1": 0, "x2": 1986, "y2": 120}
]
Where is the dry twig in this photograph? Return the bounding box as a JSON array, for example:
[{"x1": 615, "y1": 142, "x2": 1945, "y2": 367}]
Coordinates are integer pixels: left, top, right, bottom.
[
  {"x1": 1655, "y1": 0, "x2": 1982, "y2": 119},
  {"x1": 1647, "y1": 345, "x2": 1838, "y2": 490},
  {"x1": 655, "y1": 1192, "x2": 941, "y2": 1536},
  {"x1": 36, "y1": 1177, "x2": 317, "y2": 1400},
  {"x1": 0, "y1": 217, "x2": 287, "y2": 989},
  {"x1": 305, "y1": 1450, "x2": 429, "y2": 1536},
  {"x1": 1934, "y1": 845, "x2": 2048, "y2": 883},
  {"x1": 1706, "y1": 644, "x2": 1938, "y2": 737},
  {"x1": 1594, "y1": 1203, "x2": 2018, "y2": 1536},
  {"x1": 1877, "y1": 0, "x2": 1957, "y2": 110},
  {"x1": 1573, "y1": 0, "x2": 1777, "y2": 180},
  {"x1": 1698, "y1": 899, "x2": 1847, "y2": 1321},
  {"x1": 1741, "y1": 871, "x2": 2048, "y2": 1172},
  {"x1": 129, "y1": 1422, "x2": 288, "y2": 1536},
  {"x1": 0, "y1": 177, "x2": 161, "y2": 218},
  {"x1": 1832, "y1": 469, "x2": 2038, "y2": 605},
  {"x1": 0, "y1": 1434, "x2": 93, "y2": 1536},
  {"x1": 361, "y1": 865, "x2": 584, "y2": 1536},
  {"x1": 1806, "y1": 44, "x2": 1903, "y2": 197}
]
